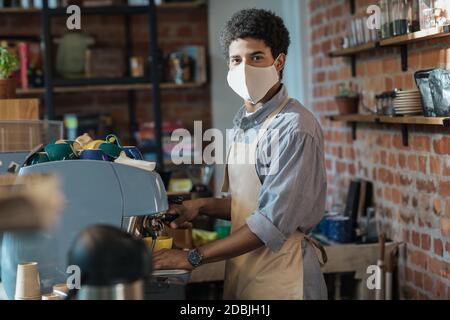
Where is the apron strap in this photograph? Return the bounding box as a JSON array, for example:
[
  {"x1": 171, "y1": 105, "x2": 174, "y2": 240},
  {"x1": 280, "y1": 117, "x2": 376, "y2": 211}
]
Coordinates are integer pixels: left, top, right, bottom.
[
  {"x1": 257, "y1": 96, "x2": 291, "y2": 136},
  {"x1": 303, "y1": 235, "x2": 328, "y2": 267},
  {"x1": 221, "y1": 96, "x2": 292, "y2": 193}
]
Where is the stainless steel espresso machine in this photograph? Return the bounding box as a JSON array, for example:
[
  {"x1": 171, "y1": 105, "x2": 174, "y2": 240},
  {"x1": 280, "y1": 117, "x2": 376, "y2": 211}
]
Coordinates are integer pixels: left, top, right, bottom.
[{"x1": 0, "y1": 160, "x2": 190, "y2": 299}]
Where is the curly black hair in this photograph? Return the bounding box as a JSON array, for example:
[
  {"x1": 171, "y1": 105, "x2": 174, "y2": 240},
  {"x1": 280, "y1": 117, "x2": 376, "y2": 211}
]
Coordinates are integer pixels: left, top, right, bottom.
[{"x1": 220, "y1": 8, "x2": 291, "y2": 62}]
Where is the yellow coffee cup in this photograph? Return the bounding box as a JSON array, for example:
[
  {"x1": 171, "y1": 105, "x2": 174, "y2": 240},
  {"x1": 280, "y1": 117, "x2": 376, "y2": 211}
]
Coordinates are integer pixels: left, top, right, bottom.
[
  {"x1": 84, "y1": 140, "x2": 105, "y2": 150},
  {"x1": 75, "y1": 133, "x2": 93, "y2": 147},
  {"x1": 143, "y1": 236, "x2": 173, "y2": 252}
]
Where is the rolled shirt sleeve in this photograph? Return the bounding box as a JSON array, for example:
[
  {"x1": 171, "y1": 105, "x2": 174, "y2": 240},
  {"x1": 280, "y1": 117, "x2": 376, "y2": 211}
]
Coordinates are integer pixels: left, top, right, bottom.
[{"x1": 246, "y1": 130, "x2": 327, "y2": 252}]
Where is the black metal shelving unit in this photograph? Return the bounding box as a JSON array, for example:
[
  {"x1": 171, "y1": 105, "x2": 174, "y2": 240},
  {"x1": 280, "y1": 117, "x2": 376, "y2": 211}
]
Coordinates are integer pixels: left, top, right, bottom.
[
  {"x1": 37, "y1": 0, "x2": 165, "y2": 170},
  {"x1": 0, "y1": 1, "x2": 207, "y2": 172}
]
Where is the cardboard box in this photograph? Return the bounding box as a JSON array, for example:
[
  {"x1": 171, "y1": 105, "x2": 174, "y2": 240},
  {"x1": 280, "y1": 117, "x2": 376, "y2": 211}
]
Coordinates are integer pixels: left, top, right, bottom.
[
  {"x1": 166, "y1": 227, "x2": 194, "y2": 250},
  {"x1": 0, "y1": 99, "x2": 41, "y2": 152},
  {"x1": 0, "y1": 99, "x2": 39, "y2": 120}
]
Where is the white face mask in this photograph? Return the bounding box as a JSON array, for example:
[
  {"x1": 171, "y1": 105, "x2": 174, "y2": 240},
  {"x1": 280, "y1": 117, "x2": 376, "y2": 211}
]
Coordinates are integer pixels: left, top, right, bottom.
[{"x1": 227, "y1": 55, "x2": 281, "y2": 104}]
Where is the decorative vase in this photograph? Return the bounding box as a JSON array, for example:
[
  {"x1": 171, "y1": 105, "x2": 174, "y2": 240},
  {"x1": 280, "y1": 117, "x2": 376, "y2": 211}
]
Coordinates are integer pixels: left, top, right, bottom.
[
  {"x1": 0, "y1": 78, "x2": 17, "y2": 99},
  {"x1": 335, "y1": 96, "x2": 360, "y2": 115}
]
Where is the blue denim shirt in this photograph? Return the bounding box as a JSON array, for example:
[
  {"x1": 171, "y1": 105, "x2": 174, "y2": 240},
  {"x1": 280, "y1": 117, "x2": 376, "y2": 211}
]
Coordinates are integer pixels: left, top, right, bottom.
[{"x1": 230, "y1": 85, "x2": 327, "y2": 253}]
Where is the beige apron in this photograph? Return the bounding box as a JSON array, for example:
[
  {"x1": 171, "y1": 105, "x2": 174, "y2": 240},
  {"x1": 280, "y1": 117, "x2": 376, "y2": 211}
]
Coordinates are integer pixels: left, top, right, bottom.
[{"x1": 221, "y1": 97, "x2": 318, "y2": 300}]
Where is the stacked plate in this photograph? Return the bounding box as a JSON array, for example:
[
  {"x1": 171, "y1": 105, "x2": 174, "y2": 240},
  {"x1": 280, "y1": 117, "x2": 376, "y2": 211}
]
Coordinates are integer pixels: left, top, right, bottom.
[{"x1": 393, "y1": 90, "x2": 423, "y2": 115}]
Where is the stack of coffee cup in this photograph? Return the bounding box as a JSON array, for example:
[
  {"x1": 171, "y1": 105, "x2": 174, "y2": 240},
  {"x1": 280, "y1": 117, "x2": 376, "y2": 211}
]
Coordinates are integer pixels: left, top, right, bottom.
[{"x1": 15, "y1": 262, "x2": 41, "y2": 300}]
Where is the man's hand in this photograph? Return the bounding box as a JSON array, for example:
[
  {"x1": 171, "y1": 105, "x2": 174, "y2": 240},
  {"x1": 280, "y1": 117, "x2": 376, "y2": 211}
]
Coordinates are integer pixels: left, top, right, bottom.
[
  {"x1": 167, "y1": 200, "x2": 202, "y2": 229},
  {"x1": 152, "y1": 225, "x2": 264, "y2": 271},
  {"x1": 152, "y1": 249, "x2": 194, "y2": 271}
]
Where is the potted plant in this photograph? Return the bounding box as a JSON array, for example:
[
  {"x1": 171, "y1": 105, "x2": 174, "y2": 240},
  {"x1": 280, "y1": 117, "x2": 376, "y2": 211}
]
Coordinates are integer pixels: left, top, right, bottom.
[
  {"x1": 335, "y1": 82, "x2": 360, "y2": 115},
  {"x1": 0, "y1": 46, "x2": 19, "y2": 99}
]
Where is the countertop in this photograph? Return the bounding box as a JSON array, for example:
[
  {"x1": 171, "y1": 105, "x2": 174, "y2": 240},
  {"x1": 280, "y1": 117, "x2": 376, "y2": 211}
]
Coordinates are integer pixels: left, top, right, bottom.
[
  {"x1": 187, "y1": 240, "x2": 399, "y2": 283},
  {"x1": 189, "y1": 261, "x2": 226, "y2": 283},
  {"x1": 0, "y1": 241, "x2": 397, "y2": 299}
]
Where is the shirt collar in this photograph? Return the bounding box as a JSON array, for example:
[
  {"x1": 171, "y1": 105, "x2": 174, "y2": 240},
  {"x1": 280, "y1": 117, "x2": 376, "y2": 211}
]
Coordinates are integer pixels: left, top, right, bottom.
[{"x1": 233, "y1": 85, "x2": 288, "y2": 131}]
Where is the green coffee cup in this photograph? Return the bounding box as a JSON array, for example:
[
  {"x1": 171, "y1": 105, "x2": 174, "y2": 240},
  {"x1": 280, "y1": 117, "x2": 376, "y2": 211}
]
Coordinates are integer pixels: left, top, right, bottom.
[
  {"x1": 26, "y1": 152, "x2": 49, "y2": 166},
  {"x1": 99, "y1": 134, "x2": 123, "y2": 158},
  {"x1": 99, "y1": 142, "x2": 122, "y2": 158},
  {"x1": 45, "y1": 143, "x2": 76, "y2": 161},
  {"x1": 105, "y1": 134, "x2": 122, "y2": 147}
]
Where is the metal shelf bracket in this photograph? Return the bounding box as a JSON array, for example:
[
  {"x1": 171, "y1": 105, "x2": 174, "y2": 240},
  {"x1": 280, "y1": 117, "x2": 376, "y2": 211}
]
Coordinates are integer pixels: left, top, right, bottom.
[
  {"x1": 350, "y1": 0, "x2": 356, "y2": 15},
  {"x1": 400, "y1": 45, "x2": 408, "y2": 72},
  {"x1": 351, "y1": 122, "x2": 357, "y2": 141},
  {"x1": 401, "y1": 124, "x2": 409, "y2": 147},
  {"x1": 351, "y1": 55, "x2": 357, "y2": 77}
]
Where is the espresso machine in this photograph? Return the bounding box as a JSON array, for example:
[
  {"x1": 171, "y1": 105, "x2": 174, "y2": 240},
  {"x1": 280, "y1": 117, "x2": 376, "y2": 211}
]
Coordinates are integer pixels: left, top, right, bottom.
[
  {"x1": 0, "y1": 160, "x2": 190, "y2": 299},
  {"x1": 0, "y1": 152, "x2": 28, "y2": 173}
]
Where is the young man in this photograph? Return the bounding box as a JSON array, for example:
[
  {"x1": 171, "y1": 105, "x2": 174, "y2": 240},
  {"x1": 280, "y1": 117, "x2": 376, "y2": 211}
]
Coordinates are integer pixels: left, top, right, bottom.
[{"x1": 153, "y1": 8, "x2": 328, "y2": 300}]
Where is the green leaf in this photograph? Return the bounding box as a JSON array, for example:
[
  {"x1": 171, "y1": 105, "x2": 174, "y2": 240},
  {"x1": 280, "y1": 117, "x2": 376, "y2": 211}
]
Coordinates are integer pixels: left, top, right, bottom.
[{"x1": 0, "y1": 47, "x2": 19, "y2": 79}]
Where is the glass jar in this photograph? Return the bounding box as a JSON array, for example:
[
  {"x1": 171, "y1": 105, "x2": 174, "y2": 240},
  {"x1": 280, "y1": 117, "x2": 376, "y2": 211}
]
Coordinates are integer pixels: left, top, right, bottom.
[
  {"x1": 379, "y1": 0, "x2": 392, "y2": 39},
  {"x1": 380, "y1": 93, "x2": 387, "y2": 115},
  {"x1": 391, "y1": 0, "x2": 410, "y2": 36},
  {"x1": 419, "y1": 0, "x2": 437, "y2": 30},
  {"x1": 434, "y1": 0, "x2": 450, "y2": 26},
  {"x1": 375, "y1": 94, "x2": 384, "y2": 115},
  {"x1": 409, "y1": 0, "x2": 422, "y2": 32},
  {"x1": 380, "y1": 93, "x2": 393, "y2": 115},
  {"x1": 384, "y1": 92, "x2": 396, "y2": 116}
]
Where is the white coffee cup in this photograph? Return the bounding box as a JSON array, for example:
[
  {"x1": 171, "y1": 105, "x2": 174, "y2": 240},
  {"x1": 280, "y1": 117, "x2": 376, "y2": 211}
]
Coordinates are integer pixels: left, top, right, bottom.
[{"x1": 15, "y1": 262, "x2": 41, "y2": 300}]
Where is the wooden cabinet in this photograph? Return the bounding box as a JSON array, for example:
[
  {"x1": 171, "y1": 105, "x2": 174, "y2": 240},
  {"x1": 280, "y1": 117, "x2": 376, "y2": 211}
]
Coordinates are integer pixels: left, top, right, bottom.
[
  {"x1": 0, "y1": 99, "x2": 42, "y2": 152},
  {"x1": 0, "y1": 99, "x2": 39, "y2": 120}
]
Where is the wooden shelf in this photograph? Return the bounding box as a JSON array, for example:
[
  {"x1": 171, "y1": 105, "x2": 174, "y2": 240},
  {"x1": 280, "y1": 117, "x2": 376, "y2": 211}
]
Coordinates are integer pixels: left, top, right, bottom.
[
  {"x1": 329, "y1": 114, "x2": 450, "y2": 126},
  {"x1": 0, "y1": 1, "x2": 207, "y2": 171},
  {"x1": 329, "y1": 26, "x2": 450, "y2": 74},
  {"x1": 158, "y1": 2, "x2": 205, "y2": 9},
  {"x1": 16, "y1": 82, "x2": 205, "y2": 95},
  {"x1": 329, "y1": 27, "x2": 450, "y2": 57},
  {"x1": 328, "y1": 114, "x2": 378, "y2": 123},
  {"x1": 329, "y1": 42, "x2": 377, "y2": 57},
  {"x1": 16, "y1": 88, "x2": 46, "y2": 95},
  {"x1": 379, "y1": 115, "x2": 450, "y2": 126},
  {"x1": 328, "y1": 113, "x2": 450, "y2": 146},
  {"x1": 0, "y1": 2, "x2": 204, "y2": 15},
  {"x1": 380, "y1": 26, "x2": 450, "y2": 46},
  {"x1": 0, "y1": 8, "x2": 40, "y2": 14}
]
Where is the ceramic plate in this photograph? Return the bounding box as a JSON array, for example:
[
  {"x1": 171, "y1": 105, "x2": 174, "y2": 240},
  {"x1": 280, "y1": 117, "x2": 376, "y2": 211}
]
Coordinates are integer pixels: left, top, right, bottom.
[{"x1": 152, "y1": 269, "x2": 190, "y2": 276}]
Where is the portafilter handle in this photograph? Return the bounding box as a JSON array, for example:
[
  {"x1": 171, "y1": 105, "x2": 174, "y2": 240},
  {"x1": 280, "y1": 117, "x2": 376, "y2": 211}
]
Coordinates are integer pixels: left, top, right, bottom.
[
  {"x1": 142, "y1": 196, "x2": 184, "y2": 239},
  {"x1": 169, "y1": 196, "x2": 184, "y2": 205},
  {"x1": 161, "y1": 196, "x2": 184, "y2": 223}
]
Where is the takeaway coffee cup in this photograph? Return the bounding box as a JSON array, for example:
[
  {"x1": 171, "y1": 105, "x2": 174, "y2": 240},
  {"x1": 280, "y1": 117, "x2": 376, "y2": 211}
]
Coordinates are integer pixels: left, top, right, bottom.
[{"x1": 15, "y1": 262, "x2": 41, "y2": 300}]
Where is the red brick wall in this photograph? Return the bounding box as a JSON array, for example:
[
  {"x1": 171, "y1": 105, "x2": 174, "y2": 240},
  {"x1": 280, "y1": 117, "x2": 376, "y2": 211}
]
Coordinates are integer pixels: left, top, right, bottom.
[
  {"x1": 1, "y1": 7, "x2": 211, "y2": 143},
  {"x1": 309, "y1": 0, "x2": 450, "y2": 299}
]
